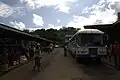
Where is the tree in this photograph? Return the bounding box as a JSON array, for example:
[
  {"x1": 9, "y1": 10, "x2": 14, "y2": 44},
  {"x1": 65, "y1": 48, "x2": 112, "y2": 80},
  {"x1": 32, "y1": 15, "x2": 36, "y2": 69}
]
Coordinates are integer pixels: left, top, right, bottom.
[
  {"x1": 26, "y1": 27, "x2": 77, "y2": 44},
  {"x1": 23, "y1": 29, "x2": 30, "y2": 33}
]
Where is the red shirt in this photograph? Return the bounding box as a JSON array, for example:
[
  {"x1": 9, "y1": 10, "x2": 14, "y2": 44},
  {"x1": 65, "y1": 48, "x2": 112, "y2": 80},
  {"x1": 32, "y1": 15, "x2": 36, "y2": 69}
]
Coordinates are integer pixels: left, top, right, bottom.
[{"x1": 112, "y1": 43, "x2": 120, "y2": 55}]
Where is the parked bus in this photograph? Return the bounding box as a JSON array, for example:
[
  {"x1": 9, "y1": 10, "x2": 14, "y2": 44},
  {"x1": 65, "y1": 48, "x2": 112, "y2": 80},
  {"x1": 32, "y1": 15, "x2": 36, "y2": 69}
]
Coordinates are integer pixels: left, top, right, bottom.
[{"x1": 67, "y1": 29, "x2": 107, "y2": 62}]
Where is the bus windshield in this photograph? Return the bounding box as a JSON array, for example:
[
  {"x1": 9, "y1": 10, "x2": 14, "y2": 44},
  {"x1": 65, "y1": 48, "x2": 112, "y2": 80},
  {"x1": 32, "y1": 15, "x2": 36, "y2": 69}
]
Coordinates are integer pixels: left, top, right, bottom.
[{"x1": 79, "y1": 34, "x2": 103, "y2": 46}]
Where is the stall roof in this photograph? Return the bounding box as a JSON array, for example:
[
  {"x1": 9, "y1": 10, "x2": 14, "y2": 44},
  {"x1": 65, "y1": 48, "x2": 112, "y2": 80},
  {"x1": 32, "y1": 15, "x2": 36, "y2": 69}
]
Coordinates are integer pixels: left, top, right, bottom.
[
  {"x1": 84, "y1": 24, "x2": 114, "y2": 34},
  {"x1": 0, "y1": 23, "x2": 53, "y2": 42},
  {"x1": 0, "y1": 23, "x2": 34, "y2": 37},
  {"x1": 84, "y1": 20, "x2": 120, "y2": 29},
  {"x1": 84, "y1": 24, "x2": 113, "y2": 29},
  {"x1": 112, "y1": 20, "x2": 120, "y2": 27},
  {"x1": 83, "y1": 21, "x2": 120, "y2": 33}
]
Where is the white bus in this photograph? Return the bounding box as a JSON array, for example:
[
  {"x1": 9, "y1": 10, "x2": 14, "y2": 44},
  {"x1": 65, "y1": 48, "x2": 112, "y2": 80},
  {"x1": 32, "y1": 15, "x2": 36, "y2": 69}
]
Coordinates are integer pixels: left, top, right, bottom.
[{"x1": 67, "y1": 29, "x2": 107, "y2": 61}]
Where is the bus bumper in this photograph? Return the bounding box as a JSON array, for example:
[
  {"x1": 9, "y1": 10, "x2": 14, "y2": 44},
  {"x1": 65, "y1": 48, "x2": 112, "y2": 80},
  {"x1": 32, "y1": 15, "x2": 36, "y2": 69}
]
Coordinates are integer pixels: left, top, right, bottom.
[{"x1": 75, "y1": 54, "x2": 106, "y2": 59}]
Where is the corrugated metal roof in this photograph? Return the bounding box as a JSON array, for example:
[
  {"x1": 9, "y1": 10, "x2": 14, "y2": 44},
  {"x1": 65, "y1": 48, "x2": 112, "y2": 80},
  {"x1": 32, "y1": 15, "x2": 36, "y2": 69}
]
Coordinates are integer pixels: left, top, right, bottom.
[
  {"x1": 84, "y1": 24, "x2": 112, "y2": 29},
  {"x1": 0, "y1": 23, "x2": 53, "y2": 42}
]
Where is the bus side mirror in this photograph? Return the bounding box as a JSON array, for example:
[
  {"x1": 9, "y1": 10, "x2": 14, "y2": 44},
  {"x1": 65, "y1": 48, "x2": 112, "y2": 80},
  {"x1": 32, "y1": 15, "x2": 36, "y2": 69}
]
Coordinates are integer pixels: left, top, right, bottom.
[{"x1": 103, "y1": 35, "x2": 108, "y2": 44}]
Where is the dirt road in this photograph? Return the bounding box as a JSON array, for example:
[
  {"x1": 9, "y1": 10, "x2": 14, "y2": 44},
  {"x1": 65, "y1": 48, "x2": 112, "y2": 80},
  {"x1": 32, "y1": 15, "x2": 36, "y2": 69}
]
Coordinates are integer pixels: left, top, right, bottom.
[
  {"x1": 33, "y1": 48, "x2": 88, "y2": 80},
  {"x1": 33, "y1": 48, "x2": 120, "y2": 80},
  {"x1": 1, "y1": 48, "x2": 120, "y2": 80}
]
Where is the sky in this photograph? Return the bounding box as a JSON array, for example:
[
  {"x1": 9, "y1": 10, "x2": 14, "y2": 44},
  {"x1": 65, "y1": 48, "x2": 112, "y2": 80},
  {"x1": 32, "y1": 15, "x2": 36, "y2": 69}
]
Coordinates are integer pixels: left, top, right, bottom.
[{"x1": 0, "y1": 0, "x2": 120, "y2": 31}]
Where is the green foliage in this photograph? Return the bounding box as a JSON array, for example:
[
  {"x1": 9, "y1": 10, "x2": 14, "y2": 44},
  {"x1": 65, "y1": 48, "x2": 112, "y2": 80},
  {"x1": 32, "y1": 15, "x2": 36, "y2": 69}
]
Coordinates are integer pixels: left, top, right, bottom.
[{"x1": 23, "y1": 27, "x2": 78, "y2": 44}]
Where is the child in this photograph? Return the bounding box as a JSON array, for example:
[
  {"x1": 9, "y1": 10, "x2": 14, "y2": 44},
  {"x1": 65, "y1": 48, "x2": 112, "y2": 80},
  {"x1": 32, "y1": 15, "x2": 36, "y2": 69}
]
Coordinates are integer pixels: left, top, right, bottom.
[{"x1": 33, "y1": 54, "x2": 42, "y2": 72}]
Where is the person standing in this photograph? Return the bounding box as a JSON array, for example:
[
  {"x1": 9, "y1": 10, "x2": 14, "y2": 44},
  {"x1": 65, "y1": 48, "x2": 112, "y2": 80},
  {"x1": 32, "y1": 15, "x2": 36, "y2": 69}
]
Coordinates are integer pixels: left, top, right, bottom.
[
  {"x1": 64, "y1": 45, "x2": 67, "y2": 57},
  {"x1": 112, "y1": 41, "x2": 120, "y2": 69},
  {"x1": 25, "y1": 45, "x2": 30, "y2": 60},
  {"x1": 49, "y1": 44, "x2": 53, "y2": 55},
  {"x1": 2, "y1": 43, "x2": 8, "y2": 71},
  {"x1": 29, "y1": 45, "x2": 34, "y2": 60}
]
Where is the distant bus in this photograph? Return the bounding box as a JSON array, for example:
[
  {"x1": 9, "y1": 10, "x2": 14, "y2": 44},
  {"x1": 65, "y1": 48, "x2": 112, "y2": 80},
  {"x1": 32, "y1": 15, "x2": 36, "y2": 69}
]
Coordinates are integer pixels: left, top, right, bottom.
[{"x1": 67, "y1": 29, "x2": 107, "y2": 61}]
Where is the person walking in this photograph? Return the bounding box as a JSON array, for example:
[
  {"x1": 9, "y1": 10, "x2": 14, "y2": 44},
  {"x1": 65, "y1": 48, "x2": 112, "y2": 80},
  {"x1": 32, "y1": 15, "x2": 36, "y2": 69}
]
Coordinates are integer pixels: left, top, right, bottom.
[
  {"x1": 36, "y1": 43, "x2": 41, "y2": 54},
  {"x1": 32, "y1": 53, "x2": 42, "y2": 72}
]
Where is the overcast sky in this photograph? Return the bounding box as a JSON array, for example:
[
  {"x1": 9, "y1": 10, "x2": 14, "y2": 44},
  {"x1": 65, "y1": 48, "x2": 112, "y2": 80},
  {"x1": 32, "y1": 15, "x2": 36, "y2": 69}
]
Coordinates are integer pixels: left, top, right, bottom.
[{"x1": 0, "y1": 0, "x2": 120, "y2": 30}]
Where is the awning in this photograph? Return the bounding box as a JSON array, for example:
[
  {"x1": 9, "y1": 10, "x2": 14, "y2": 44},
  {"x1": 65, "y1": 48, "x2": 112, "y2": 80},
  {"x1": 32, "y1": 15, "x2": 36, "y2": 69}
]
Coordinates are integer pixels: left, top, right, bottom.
[{"x1": 0, "y1": 23, "x2": 53, "y2": 42}]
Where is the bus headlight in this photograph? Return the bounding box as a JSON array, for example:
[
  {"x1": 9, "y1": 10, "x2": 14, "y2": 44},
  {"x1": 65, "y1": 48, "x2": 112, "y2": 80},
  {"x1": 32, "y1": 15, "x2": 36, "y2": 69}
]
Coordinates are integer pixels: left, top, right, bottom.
[
  {"x1": 98, "y1": 48, "x2": 106, "y2": 54},
  {"x1": 78, "y1": 48, "x2": 88, "y2": 54}
]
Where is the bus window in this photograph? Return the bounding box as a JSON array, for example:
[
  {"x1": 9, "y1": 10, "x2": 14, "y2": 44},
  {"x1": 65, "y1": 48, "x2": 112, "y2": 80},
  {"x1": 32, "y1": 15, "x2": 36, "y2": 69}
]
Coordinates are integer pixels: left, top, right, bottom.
[
  {"x1": 80, "y1": 34, "x2": 102, "y2": 46},
  {"x1": 78, "y1": 34, "x2": 81, "y2": 45}
]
